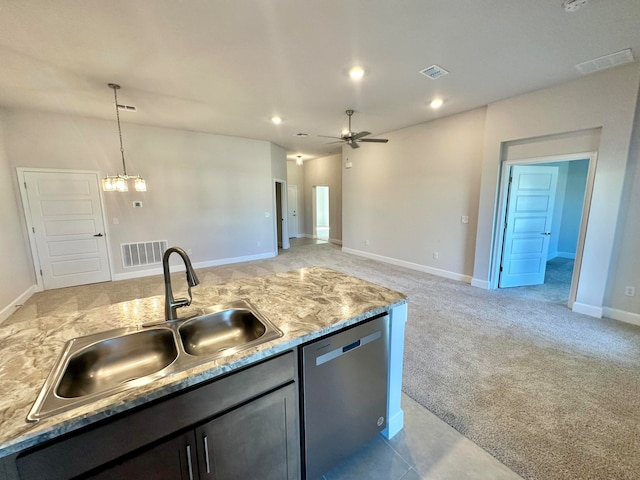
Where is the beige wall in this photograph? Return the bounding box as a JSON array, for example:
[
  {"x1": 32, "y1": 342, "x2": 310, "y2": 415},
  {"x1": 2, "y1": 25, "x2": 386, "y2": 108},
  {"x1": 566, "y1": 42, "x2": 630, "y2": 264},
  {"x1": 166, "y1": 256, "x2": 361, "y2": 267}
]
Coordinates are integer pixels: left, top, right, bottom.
[
  {"x1": 4, "y1": 110, "x2": 279, "y2": 282},
  {"x1": 342, "y1": 108, "x2": 486, "y2": 281},
  {"x1": 303, "y1": 154, "x2": 342, "y2": 243},
  {"x1": 605, "y1": 85, "x2": 640, "y2": 317},
  {"x1": 286, "y1": 160, "x2": 305, "y2": 237},
  {"x1": 0, "y1": 110, "x2": 34, "y2": 322},
  {"x1": 473, "y1": 63, "x2": 640, "y2": 317}
]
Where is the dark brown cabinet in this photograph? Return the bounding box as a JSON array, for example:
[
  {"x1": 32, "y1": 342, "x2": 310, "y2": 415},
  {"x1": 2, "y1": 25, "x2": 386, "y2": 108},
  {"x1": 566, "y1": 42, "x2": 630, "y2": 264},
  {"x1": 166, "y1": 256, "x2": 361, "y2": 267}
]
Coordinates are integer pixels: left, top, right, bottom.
[{"x1": 87, "y1": 431, "x2": 197, "y2": 480}]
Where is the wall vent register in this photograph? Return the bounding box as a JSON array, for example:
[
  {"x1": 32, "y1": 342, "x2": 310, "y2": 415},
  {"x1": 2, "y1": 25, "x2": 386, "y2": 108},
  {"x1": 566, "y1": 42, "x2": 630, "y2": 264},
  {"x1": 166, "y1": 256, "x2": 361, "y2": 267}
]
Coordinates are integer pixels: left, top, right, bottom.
[{"x1": 121, "y1": 240, "x2": 168, "y2": 268}]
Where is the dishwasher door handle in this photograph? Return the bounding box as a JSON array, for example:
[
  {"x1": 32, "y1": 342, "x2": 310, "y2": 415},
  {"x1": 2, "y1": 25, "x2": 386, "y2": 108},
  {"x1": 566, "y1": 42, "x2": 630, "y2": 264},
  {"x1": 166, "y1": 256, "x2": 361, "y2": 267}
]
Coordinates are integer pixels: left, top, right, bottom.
[
  {"x1": 315, "y1": 330, "x2": 381, "y2": 366},
  {"x1": 343, "y1": 339, "x2": 361, "y2": 353}
]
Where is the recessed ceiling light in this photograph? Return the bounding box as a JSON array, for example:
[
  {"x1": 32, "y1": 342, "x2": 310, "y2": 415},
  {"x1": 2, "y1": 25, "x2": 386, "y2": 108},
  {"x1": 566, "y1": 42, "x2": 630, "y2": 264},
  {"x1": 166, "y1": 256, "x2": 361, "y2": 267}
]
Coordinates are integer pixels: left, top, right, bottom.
[
  {"x1": 430, "y1": 98, "x2": 444, "y2": 109},
  {"x1": 296, "y1": 155, "x2": 303, "y2": 166},
  {"x1": 349, "y1": 66, "x2": 365, "y2": 81},
  {"x1": 271, "y1": 116, "x2": 282, "y2": 125}
]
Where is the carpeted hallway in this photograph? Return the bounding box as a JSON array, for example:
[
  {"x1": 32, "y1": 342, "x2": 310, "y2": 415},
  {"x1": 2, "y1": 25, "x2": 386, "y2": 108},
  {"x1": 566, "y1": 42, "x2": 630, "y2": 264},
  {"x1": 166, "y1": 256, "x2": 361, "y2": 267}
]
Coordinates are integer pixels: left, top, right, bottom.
[{"x1": 8, "y1": 242, "x2": 640, "y2": 479}]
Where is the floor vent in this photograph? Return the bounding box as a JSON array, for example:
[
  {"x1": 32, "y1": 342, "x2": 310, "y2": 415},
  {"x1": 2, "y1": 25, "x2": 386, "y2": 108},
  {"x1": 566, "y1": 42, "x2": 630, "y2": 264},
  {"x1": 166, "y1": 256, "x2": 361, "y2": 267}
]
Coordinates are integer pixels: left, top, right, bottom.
[{"x1": 121, "y1": 240, "x2": 168, "y2": 268}]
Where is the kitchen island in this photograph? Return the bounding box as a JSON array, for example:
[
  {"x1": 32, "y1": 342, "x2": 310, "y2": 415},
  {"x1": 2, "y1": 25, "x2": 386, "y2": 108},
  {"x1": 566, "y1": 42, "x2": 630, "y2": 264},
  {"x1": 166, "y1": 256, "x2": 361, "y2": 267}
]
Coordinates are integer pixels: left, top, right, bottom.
[{"x1": 0, "y1": 266, "x2": 407, "y2": 479}]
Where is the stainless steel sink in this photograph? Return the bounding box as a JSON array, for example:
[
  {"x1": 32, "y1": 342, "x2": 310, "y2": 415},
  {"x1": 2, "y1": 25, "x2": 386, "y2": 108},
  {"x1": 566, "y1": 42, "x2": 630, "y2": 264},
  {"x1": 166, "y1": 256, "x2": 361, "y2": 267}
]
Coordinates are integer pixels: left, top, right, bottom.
[
  {"x1": 27, "y1": 300, "x2": 282, "y2": 422},
  {"x1": 179, "y1": 303, "x2": 281, "y2": 357},
  {"x1": 56, "y1": 329, "x2": 178, "y2": 398}
]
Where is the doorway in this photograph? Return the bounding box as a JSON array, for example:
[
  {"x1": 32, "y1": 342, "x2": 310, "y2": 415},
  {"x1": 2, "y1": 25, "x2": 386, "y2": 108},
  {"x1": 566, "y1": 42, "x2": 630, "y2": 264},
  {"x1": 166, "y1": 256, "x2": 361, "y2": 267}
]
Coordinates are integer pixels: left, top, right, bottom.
[
  {"x1": 17, "y1": 168, "x2": 112, "y2": 290},
  {"x1": 492, "y1": 153, "x2": 596, "y2": 308},
  {"x1": 312, "y1": 185, "x2": 329, "y2": 241},
  {"x1": 274, "y1": 180, "x2": 290, "y2": 250}
]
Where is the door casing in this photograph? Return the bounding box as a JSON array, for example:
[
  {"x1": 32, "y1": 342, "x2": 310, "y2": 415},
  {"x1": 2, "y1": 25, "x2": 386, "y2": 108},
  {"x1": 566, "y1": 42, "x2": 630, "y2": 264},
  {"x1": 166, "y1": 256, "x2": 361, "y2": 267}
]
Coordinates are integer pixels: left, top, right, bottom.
[{"x1": 490, "y1": 152, "x2": 597, "y2": 309}]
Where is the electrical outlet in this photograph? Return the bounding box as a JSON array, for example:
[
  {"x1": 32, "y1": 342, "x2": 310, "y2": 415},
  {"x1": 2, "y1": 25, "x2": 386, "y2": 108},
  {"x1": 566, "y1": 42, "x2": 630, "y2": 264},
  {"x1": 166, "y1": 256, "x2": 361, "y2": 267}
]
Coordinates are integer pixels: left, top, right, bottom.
[
  {"x1": 624, "y1": 286, "x2": 635, "y2": 297},
  {"x1": 461, "y1": 215, "x2": 469, "y2": 224},
  {"x1": 364, "y1": 239, "x2": 370, "y2": 246},
  {"x1": 433, "y1": 251, "x2": 439, "y2": 260}
]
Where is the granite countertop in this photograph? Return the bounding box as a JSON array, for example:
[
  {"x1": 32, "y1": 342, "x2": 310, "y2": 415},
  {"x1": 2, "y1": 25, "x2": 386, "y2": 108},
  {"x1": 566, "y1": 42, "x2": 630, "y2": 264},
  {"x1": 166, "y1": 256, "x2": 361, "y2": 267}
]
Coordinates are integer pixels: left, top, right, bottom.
[{"x1": 0, "y1": 266, "x2": 406, "y2": 458}]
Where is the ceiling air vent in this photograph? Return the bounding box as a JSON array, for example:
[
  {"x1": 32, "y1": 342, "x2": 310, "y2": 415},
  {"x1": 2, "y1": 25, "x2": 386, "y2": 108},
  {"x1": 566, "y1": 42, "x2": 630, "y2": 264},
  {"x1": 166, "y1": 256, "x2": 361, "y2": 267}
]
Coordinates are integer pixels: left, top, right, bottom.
[
  {"x1": 419, "y1": 64, "x2": 449, "y2": 80},
  {"x1": 117, "y1": 104, "x2": 137, "y2": 112},
  {"x1": 576, "y1": 48, "x2": 634, "y2": 75}
]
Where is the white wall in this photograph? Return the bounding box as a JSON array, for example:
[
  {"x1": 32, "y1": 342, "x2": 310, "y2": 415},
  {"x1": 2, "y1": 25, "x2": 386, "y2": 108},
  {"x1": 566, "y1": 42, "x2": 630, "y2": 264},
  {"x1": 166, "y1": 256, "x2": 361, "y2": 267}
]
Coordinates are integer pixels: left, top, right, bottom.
[
  {"x1": 0, "y1": 110, "x2": 35, "y2": 323},
  {"x1": 343, "y1": 108, "x2": 486, "y2": 281},
  {"x1": 473, "y1": 63, "x2": 640, "y2": 317},
  {"x1": 4, "y1": 110, "x2": 278, "y2": 281}
]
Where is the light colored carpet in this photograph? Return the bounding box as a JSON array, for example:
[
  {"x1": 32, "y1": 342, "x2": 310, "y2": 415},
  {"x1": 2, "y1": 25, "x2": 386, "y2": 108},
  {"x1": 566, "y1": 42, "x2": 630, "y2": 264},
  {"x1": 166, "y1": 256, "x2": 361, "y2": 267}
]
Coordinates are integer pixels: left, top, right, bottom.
[{"x1": 9, "y1": 243, "x2": 640, "y2": 479}]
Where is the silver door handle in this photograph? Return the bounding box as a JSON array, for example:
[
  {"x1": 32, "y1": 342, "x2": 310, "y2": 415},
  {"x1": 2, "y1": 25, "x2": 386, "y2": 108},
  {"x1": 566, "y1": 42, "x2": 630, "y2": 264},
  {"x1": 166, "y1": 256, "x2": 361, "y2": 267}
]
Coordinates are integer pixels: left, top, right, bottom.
[
  {"x1": 186, "y1": 444, "x2": 194, "y2": 480},
  {"x1": 204, "y1": 435, "x2": 211, "y2": 474},
  {"x1": 541, "y1": 232, "x2": 551, "y2": 236}
]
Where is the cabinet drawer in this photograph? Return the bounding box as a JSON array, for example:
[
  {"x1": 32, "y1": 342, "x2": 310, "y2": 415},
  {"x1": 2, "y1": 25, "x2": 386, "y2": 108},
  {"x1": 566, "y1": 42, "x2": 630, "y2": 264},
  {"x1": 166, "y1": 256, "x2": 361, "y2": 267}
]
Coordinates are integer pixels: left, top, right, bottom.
[{"x1": 17, "y1": 350, "x2": 296, "y2": 480}]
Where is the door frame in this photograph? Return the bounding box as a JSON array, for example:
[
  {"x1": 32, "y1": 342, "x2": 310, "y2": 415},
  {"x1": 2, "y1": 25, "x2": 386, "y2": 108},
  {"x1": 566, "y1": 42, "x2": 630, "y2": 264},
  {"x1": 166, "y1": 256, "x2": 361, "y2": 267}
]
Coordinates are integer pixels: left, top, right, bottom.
[
  {"x1": 17, "y1": 167, "x2": 113, "y2": 291},
  {"x1": 273, "y1": 179, "x2": 290, "y2": 250},
  {"x1": 489, "y1": 152, "x2": 597, "y2": 308},
  {"x1": 311, "y1": 185, "x2": 330, "y2": 240}
]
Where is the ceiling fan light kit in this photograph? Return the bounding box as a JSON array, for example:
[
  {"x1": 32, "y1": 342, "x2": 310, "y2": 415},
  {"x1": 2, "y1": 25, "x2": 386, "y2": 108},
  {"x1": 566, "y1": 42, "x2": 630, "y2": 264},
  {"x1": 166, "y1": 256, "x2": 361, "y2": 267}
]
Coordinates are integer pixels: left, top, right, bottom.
[{"x1": 102, "y1": 83, "x2": 147, "y2": 193}]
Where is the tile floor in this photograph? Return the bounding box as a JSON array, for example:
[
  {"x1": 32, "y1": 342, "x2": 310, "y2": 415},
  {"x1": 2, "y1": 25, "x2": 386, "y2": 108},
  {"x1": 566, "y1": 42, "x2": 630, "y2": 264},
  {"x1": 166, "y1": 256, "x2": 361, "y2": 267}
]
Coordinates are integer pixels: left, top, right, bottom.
[{"x1": 320, "y1": 394, "x2": 522, "y2": 480}]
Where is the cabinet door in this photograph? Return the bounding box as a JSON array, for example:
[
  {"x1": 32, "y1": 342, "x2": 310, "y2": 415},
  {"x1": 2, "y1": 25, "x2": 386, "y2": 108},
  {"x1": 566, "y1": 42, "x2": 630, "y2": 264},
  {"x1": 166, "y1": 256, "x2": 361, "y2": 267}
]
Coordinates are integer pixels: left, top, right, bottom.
[
  {"x1": 84, "y1": 430, "x2": 197, "y2": 480},
  {"x1": 195, "y1": 383, "x2": 299, "y2": 480}
]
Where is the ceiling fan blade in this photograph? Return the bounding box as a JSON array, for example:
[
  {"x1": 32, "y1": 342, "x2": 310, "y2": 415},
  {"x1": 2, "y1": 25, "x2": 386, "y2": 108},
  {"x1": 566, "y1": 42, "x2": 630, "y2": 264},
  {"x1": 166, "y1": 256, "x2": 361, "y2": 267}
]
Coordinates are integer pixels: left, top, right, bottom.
[
  {"x1": 325, "y1": 140, "x2": 344, "y2": 144},
  {"x1": 318, "y1": 135, "x2": 343, "y2": 140},
  {"x1": 351, "y1": 131, "x2": 371, "y2": 141},
  {"x1": 359, "y1": 138, "x2": 389, "y2": 143},
  {"x1": 349, "y1": 141, "x2": 360, "y2": 149}
]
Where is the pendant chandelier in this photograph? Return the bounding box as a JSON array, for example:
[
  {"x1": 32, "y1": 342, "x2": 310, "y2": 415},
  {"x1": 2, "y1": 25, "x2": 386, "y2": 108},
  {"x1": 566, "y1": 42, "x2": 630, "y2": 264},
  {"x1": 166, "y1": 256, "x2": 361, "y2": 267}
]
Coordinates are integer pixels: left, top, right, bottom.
[{"x1": 102, "y1": 83, "x2": 147, "y2": 192}]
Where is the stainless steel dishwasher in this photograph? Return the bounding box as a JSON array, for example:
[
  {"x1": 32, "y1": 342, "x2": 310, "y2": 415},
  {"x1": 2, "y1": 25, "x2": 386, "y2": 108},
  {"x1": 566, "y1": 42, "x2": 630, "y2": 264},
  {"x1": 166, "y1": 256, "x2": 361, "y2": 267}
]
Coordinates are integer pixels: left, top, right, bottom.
[{"x1": 301, "y1": 314, "x2": 389, "y2": 479}]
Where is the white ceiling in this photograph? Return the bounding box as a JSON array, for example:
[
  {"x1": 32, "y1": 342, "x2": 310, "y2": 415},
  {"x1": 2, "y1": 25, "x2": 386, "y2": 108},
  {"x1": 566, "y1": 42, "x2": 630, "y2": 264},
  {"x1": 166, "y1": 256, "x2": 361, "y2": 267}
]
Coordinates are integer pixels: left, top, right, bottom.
[{"x1": 1, "y1": 0, "x2": 639, "y2": 160}]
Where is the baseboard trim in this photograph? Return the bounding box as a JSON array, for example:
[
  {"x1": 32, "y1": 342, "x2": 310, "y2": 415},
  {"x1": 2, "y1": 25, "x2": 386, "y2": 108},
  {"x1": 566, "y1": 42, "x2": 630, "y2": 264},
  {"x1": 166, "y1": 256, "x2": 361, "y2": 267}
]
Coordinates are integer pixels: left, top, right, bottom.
[
  {"x1": 471, "y1": 278, "x2": 489, "y2": 289},
  {"x1": 342, "y1": 248, "x2": 471, "y2": 284},
  {"x1": 0, "y1": 284, "x2": 38, "y2": 325},
  {"x1": 602, "y1": 307, "x2": 640, "y2": 326},
  {"x1": 329, "y1": 238, "x2": 343, "y2": 246},
  {"x1": 572, "y1": 302, "x2": 603, "y2": 318},
  {"x1": 113, "y1": 252, "x2": 277, "y2": 281}
]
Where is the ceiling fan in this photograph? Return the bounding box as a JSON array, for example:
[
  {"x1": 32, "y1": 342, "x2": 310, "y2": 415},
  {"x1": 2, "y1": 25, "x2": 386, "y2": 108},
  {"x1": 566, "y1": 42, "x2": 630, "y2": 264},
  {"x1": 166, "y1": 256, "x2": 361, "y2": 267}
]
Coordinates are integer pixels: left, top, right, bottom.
[{"x1": 321, "y1": 110, "x2": 389, "y2": 149}]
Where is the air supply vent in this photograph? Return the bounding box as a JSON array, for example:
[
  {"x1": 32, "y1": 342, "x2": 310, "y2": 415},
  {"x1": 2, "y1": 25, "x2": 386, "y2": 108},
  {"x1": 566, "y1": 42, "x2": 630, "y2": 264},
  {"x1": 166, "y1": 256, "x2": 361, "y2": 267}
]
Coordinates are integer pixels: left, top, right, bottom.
[
  {"x1": 576, "y1": 49, "x2": 634, "y2": 75},
  {"x1": 117, "y1": 104, "x2": 137, "y2": 112},
  {"x1": 121, "y1": 240, "x2": 168, "y2": 268},
  {"x1": 419, "y1": 64, "x2": 449, "y2": 80}
]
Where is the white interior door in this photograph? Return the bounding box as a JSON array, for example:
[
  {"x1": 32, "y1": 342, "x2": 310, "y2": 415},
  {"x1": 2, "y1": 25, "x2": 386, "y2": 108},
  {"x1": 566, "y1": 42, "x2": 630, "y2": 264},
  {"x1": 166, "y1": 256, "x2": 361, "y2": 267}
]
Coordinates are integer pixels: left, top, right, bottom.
[
  {"x1": 23, "y1": 170, "x2": 111, "y2": 289},
  {"x1": 287, "y1": 185, "x2": 298, "y2": 238},
  {"x1": 499, "y1": 165, "x2": 559, "y2": 288}
]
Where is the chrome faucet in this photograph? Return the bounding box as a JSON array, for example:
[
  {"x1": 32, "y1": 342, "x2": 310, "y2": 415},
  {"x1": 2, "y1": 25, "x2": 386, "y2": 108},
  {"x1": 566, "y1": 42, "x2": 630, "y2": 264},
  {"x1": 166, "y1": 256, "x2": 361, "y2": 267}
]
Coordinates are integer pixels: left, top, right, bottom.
[{"x1": 162, "y1": 246, "x2": 200, "y2": 321}]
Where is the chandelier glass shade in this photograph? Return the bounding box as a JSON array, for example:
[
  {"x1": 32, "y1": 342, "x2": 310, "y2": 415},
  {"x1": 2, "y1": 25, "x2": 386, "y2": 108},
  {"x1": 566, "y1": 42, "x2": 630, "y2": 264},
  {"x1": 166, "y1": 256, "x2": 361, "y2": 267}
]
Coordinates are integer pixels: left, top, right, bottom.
[{"x1": 102, "y1": 83, "x2": 147, "y2": 192}]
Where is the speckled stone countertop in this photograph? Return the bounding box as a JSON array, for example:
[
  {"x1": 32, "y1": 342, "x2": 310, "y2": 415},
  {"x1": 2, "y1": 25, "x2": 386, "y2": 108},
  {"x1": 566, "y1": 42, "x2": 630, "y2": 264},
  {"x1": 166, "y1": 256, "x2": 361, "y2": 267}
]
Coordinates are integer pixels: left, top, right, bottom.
[{"x1": 0, "y1": 267, "x2": 406, "y2": 459}]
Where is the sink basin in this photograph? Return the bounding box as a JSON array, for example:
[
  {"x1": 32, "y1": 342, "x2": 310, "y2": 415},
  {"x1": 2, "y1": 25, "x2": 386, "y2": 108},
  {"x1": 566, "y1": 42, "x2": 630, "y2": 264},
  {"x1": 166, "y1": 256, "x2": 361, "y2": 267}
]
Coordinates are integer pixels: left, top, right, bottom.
[
  {"x1": 179, "y1": 307, "x2": 271, "y2": 356},
  {"x1": 57, "y1": 329, "x2": 178, "y2": 398},
  {"x1": 27, "y1": 300, "x2": 282, "y2": 422}
]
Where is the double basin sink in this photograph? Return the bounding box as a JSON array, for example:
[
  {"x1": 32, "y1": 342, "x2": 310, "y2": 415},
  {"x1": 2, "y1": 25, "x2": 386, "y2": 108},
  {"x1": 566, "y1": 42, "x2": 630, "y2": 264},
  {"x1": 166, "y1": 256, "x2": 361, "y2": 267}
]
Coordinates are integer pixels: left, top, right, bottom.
[{"x1": 27, "y1": 300, "x2": 283, "y2": 422}]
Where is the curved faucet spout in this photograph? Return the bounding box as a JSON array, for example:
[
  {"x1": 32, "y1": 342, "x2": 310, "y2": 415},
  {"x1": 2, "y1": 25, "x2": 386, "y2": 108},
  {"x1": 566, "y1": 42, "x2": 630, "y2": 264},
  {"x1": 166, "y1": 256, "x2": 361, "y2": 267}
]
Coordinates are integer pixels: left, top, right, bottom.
[{"x1": 163, "y1": 246, "x2": 200, "y2": 321}]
